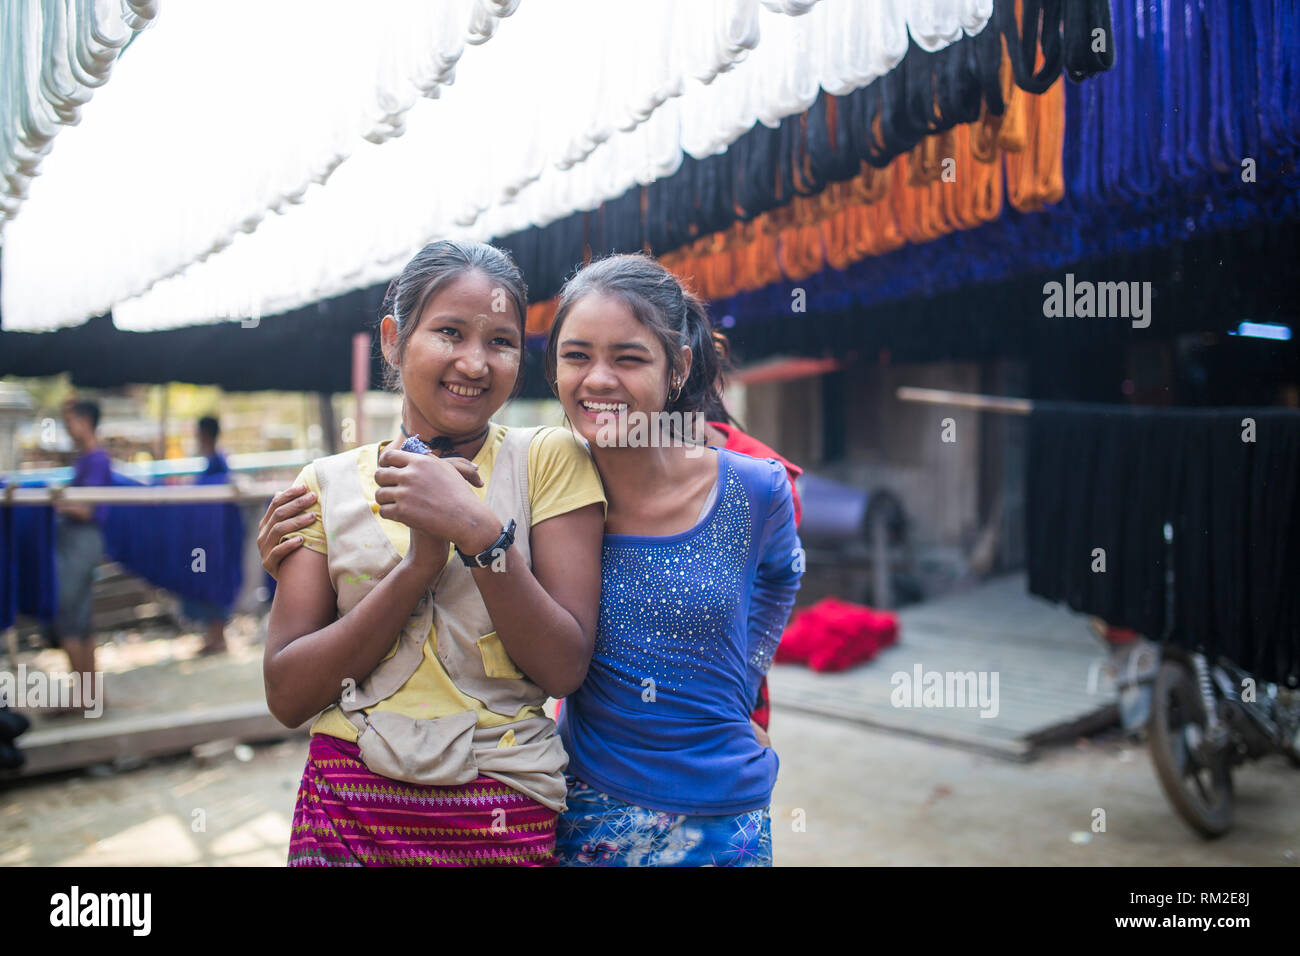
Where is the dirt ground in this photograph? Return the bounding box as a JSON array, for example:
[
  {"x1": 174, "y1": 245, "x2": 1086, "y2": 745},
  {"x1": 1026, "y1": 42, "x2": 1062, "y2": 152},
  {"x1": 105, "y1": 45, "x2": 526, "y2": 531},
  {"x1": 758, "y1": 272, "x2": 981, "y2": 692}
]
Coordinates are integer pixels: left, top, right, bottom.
[
  {"x1": 3, "y1": 704, "x2": 1296, "y2": 866},
  {"x1": 3, "y1": 612, "x2": 1296, "y2": 866},
  {"x1": 9, "y1": 614, "x2": 268, "y2": 734}
]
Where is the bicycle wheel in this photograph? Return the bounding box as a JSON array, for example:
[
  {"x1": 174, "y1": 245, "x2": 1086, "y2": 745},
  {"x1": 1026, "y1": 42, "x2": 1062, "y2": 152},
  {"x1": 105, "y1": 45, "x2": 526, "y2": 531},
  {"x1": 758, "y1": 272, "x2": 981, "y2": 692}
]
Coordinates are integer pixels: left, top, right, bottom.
[{"x1": 1149, "y1": 658, "x2": 1234, "y2": 838}]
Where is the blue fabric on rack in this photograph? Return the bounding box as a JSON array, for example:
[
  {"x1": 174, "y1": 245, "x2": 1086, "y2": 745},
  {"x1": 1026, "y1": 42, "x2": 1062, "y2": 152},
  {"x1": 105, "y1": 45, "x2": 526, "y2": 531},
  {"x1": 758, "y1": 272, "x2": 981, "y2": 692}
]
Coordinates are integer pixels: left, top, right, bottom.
[
  {"x1": 710, "y1": 0, "x2": 1300, "y2": 328},
  {"x1": 100, "y1": 472, "x2": 245, "y2": 613},
  {"x1": 3, "y1": 472, "x2": 245, "y2": 623},
  {"x1": 14, "y1": 505, "x2": 58, "y2": 622},
  {"x1": 1, "y1": 500, "x2": 14, "y2": 631},
  {"x1": 710, "y1": 179, "x2": 1298, "y2": 326},
  {"x1": 0, "y1": 505, "x2": 10, "y2": 630},
  {"x1": 2, "y1": 481, "x2": 60, "y2": 628}
]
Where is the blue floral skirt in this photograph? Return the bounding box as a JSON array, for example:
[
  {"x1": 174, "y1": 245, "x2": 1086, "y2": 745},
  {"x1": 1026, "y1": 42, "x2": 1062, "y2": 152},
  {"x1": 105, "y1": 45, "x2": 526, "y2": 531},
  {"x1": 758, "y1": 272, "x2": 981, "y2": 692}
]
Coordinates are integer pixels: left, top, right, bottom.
[{"x1": 556, "y1": 776, "x2": 772, "y2": 867}]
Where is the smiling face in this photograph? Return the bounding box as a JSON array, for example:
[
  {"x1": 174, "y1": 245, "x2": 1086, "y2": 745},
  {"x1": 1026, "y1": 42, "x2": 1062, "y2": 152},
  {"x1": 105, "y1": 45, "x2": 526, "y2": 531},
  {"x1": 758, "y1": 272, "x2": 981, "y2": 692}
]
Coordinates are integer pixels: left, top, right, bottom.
[
  {"x1": 381, "y1": 269, "x2": 522, "y2": 439},
  {"x1": 553, "y1": 292, "x2": 691, "y2": 447}
]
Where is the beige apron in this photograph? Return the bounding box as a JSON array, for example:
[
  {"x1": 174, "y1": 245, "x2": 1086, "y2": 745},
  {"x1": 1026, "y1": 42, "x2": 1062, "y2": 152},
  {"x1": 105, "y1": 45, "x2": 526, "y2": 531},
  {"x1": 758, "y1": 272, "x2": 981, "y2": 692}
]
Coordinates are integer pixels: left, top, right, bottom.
[{"x1": 313, "y1": 426, "x2": 569, "y2": 812}]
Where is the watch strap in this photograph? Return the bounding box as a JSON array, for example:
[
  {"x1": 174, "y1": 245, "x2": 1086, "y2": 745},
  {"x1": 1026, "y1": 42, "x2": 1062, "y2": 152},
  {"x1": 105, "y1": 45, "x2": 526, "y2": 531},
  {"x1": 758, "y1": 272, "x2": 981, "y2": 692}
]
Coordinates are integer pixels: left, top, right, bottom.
[{"x1": 457, "y1": 518, "x2": 516, "y2": 568}]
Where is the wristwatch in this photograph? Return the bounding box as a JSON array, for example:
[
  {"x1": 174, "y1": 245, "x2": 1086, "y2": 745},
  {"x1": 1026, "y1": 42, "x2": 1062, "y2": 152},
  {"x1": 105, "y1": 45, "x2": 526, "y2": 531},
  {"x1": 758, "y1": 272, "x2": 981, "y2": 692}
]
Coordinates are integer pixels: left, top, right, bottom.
[{"x1": 456, "y1": 518, "x2": 517, "y2": 568}]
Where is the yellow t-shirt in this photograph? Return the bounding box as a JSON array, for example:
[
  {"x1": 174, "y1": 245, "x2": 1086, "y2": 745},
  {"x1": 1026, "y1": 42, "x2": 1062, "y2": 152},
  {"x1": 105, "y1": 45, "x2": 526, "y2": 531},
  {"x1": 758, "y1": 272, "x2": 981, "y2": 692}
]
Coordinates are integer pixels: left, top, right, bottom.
[{"x1": 282, "y1": 423, "x2": 605, "y2": 741}]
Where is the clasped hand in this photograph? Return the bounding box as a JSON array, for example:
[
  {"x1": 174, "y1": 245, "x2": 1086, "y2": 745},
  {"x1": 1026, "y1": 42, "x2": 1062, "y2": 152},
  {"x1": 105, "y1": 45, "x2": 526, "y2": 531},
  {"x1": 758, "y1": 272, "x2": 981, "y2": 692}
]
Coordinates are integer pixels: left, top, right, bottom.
[{"x1": 373, "y1": 445, "x2": 490, "y2": 565}]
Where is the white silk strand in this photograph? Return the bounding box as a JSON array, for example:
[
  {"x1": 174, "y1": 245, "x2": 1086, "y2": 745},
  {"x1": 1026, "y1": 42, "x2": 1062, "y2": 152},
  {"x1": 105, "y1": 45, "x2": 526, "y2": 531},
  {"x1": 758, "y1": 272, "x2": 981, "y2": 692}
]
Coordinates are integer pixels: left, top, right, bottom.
[{"x1": 3, "y1": 0, "x2": 993, "y2": 333}]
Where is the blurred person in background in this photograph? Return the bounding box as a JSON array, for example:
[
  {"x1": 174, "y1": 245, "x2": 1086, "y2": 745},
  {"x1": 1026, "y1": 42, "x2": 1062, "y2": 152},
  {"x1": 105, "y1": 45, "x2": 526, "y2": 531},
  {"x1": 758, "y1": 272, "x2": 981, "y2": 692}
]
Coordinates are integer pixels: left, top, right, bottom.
[
  {"x1": 183, "y1": 415, "x2": 232, "y2": 655},
  {"x1": 48, "y1": 399, "x2": 112, "y2": 713}
]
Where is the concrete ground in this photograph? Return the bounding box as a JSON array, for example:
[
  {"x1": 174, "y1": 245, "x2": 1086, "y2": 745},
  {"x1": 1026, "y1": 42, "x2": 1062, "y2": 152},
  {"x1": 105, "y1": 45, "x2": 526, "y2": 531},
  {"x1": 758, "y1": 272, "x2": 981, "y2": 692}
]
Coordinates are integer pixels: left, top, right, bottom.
[
  {"x1": 767, "y1": 710, "x2": 1298, "y2": 865},
  {"x1": 2, "y1": 705, "x2": 1296, "y2": 866}
]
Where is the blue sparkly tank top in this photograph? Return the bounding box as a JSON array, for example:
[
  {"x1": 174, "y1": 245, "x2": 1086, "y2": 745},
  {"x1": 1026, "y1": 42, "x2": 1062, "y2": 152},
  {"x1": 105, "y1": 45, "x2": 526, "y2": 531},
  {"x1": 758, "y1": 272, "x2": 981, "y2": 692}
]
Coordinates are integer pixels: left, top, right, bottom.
[{"x1": 559, "y1": 449, "x2": 802, "y2": 815}]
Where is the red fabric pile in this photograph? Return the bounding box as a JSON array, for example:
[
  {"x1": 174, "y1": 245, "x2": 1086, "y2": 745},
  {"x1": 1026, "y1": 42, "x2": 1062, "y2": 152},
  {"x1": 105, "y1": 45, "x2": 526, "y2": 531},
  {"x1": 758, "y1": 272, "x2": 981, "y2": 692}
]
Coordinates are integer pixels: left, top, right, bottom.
[{"x1": 774, "y1": 597, "x2": 899, "y2": 672}]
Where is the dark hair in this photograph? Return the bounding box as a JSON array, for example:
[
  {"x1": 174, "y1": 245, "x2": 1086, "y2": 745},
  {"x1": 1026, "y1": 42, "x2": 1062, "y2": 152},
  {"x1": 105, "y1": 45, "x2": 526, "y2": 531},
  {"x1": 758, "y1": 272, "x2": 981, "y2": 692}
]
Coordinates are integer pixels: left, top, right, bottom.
[
  {"x1": 198, "y1": 416, "x2": 220, "y2": 442},
  {"x1": 68, "y1": 399, "x2": 100, "y2": 430},
  {"x1": 380, "y1": 239, "x2": 529, "y2": 398},
  {"x1": 543, "y1": 254, "x2": 729, "y2": 424},
  {"x1": 704, "y1": 329, "x2": 736, "y2": 426}
]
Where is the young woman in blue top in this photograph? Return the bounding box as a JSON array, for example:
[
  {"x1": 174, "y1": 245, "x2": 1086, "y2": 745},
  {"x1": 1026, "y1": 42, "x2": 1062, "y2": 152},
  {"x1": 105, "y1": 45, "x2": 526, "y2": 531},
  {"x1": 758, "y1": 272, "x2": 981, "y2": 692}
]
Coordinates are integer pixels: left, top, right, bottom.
[{"x1": 544, "y1": 254, "x2": 802, "y2": 866}]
